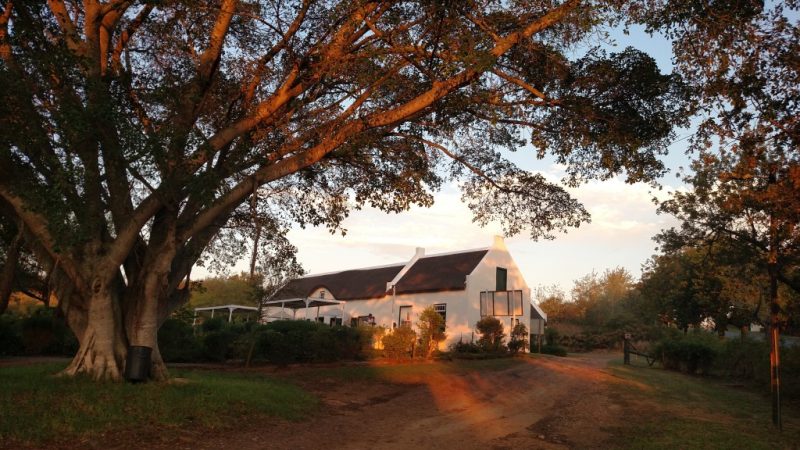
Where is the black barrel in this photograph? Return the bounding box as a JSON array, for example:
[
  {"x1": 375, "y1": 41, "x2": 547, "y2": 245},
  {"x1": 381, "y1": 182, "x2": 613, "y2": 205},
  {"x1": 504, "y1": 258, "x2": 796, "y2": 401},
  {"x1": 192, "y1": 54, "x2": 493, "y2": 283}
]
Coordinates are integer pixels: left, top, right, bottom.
[{"x1": 124, "y1": 346, "x2": 152, "y2": 382}]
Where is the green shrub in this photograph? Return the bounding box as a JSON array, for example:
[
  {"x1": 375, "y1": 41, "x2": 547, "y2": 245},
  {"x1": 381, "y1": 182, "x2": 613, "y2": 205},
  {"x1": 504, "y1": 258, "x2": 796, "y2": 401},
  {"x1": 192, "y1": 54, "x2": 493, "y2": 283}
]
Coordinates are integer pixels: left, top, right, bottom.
[
  {"x1": 20, "y1": 309, "x2": 77, "y2": 355},
  {"x1": 508, "y1": 323, "x2": 528, "y2": 354},
  {"x1": 652, "y1": 331, "x2": 721, "y2": 375},
  {"x1": 537, "y1": 344, "x2": 567, "y2": 357},
  {"x1": 0, "y1": 314, "x2": 23, "y2": 356},
  {"x1": 450, "y1": 340, "x2": 482, "y2": 354},
  {"x1": 251, "y1": 321, "x2": 371, "y2": 364},
  {"x1": 158, "y1": 318, "x2": 201, "y2": 362},
  {"x1": 417, "y1": 306, "x2": 446, "y2": 358},
  {"x1": 202, "y1": 330, "x2": 238, "y2": 362},
  {"x1": 201, "y1": 317, "x2": 225, "y2": 333},
  {"x1": 544, "y1": 327, "x2": 559, "y2": 346},
  {"x1": 476, "y1": 316, "x2": 506, "y2": 353},
  {"x1": 381, "y1": 326, "x2": 416, "y2": 359}
]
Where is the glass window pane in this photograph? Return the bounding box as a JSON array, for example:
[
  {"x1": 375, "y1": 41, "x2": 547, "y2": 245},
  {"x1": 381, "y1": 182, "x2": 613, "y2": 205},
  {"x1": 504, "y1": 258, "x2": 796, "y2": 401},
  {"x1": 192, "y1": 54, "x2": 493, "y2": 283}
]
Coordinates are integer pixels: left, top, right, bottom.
[
  {"x1": 480, "y1": 292, "x2": 488, "y2": 316},
  {"x1": 512, "y1": 291, "x2": 523, "y2": 316},
  {"x1": 496, "y1": 268, "x2": 507, "y2": 291},
  {"x1": 494, "y1": 291, "x2": 509, "y2": 316}
]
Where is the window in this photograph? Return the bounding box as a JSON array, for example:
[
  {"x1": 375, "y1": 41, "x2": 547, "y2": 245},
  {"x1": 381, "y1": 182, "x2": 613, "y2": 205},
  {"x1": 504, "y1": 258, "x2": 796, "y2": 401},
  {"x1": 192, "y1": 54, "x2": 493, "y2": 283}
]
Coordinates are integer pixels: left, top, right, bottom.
[
  {"x1": 511, "y1": 291, "x2": 523, "y2": 316},
  {"x1": 480, "y1": 292, "x2": 491, "y2": 316},
  {"x1": 357, "y1": 314, "x2": 376, "y2": 326},
  {"x1": 320, "y1": 290, "x2": 326, "y2": 299},
  {"x1": 329, "y1": 317, "x2": 342, "y2": 326},
  {"x1": 496, "y1": 267, "x2": 507, "y2": 291},
  {"x1": 480, "y1": 290, "x2": 523, "y2": 317},
  {"x1": 398, "y1": 306, "x2": 412, "y2": 327},
  {"x1": 434, "y1": 303, "x2": 447, "y2": 331}
]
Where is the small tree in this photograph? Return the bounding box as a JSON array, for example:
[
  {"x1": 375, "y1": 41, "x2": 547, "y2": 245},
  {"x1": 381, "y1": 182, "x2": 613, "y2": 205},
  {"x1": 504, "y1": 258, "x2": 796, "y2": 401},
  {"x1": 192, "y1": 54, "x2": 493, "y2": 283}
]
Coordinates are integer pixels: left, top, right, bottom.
[
  {"x1": 381, "y1": 326, "x2": 416, "y2": 360},
  {"x1": 508, "y1": 322, "x2": 529, "y2": 354},
  {"x1": 476, "y1": 317, "x2": 506, "y2": 353},
  {"x1": 417, "y1": 306, "x2": 446, "y2": 359}
]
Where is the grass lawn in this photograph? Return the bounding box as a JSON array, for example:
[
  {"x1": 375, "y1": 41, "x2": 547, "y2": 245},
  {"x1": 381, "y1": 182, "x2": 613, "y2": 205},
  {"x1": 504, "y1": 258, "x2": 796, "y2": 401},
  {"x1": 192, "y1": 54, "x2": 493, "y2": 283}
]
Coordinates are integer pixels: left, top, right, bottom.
[
  {"x1": 0, "y1": 363, "x2": 318, "y2": 446},
  {"x1": 607, "y1": 360, "x2": 800, "y2": 450}
]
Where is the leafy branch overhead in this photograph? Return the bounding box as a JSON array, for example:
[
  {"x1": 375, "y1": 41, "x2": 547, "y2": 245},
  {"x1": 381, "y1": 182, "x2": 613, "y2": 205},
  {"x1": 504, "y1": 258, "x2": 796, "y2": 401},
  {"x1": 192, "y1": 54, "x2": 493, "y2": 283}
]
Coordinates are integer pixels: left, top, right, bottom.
[{"x1": 0, "y1": 0, "x2": 684, "y2": 380}]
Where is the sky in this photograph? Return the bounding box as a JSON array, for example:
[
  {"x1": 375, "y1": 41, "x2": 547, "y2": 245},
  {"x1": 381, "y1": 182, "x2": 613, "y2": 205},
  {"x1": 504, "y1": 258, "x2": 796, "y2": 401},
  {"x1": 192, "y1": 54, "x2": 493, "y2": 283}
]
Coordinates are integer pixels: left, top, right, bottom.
[{"x1": 199, "y1": 25, "x2": 693, "y2": 295}]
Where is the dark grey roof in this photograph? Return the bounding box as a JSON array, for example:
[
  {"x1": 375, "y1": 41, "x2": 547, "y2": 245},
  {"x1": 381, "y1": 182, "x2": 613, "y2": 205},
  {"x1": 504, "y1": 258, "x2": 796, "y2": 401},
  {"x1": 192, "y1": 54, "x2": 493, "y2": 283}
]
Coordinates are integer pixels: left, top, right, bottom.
[
  {"x1": 273, "y1": 249, "x2": 489, "y2": 301},
  {"x1": 394, "y1": 250, "x2": 489, "y2": 294},
  {"x1": 274, "y1": 264, "x2": 405, "y2": 301}
]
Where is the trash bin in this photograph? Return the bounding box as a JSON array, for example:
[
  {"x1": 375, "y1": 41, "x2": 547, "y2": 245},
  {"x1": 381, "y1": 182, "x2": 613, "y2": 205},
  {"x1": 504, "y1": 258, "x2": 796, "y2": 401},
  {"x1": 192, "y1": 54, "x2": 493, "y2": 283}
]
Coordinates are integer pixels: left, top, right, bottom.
[{"x1": 124, "y1": 346, "x2": 152, "y2": 383}]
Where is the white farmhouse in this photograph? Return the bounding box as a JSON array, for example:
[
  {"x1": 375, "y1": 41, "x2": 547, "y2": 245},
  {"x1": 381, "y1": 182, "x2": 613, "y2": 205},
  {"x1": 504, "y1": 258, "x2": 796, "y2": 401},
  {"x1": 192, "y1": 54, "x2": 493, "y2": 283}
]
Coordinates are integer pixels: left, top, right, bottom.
[{"x1": 267, "y1": 236, "x2": 547, "y2": 349}]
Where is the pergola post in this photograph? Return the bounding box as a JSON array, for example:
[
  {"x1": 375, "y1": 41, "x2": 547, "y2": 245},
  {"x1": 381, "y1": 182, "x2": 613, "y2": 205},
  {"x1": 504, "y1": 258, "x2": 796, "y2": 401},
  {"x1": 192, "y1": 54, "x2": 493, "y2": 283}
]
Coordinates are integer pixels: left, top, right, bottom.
[
  {"x1": 228, "y1": 307, "x2": 234, "y2": 323},
  {"x1": 304, "y1": 298, "x2": 310, "y2": 320}
]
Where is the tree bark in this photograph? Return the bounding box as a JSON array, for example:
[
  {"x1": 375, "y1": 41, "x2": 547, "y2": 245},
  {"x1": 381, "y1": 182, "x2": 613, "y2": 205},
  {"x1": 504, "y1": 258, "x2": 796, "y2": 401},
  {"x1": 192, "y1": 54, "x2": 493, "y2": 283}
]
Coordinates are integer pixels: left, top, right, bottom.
[
  {"x1": 62, "y1": 276, "x2": 127, "y2": 381},
  {"x1": 0, "y1": 220, "x2": 23, "y2": 315}
]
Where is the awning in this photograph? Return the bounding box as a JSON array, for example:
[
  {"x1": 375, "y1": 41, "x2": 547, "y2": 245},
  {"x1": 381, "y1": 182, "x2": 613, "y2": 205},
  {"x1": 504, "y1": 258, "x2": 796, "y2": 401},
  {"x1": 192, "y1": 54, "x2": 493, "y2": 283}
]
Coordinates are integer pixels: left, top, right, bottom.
[
  {"x1": 262, "y1": 298, "x2": 344, "y2": 309},
  {"x1": 262, "y1": 297, "x2": 345, "y2": 322},
  {"x1": 193, "y1": 304, "x2": 259, "y2": 323},
  {"x1": 530, "y1": 301, "x2": 548, "y2": 321}
]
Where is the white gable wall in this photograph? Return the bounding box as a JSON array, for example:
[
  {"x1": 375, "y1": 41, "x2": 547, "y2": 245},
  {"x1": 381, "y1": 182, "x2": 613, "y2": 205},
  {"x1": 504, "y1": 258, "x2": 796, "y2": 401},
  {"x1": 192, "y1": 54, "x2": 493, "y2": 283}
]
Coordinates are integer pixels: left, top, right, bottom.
[{"x1": 464, "y1": 236, "x2": 532, "y2": 345}]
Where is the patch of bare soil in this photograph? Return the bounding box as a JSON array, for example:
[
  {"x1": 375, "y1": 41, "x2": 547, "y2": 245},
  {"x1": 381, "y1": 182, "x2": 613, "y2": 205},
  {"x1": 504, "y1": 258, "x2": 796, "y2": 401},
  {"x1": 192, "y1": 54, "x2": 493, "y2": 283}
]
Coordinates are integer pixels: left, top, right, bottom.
[{"x1": 161, "y1": 353, "x2": 638, "y2": 450}]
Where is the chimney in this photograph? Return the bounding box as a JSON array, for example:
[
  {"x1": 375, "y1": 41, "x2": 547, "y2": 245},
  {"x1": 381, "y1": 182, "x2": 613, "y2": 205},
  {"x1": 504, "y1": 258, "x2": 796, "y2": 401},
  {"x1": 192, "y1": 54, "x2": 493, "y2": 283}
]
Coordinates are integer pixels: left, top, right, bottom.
[
  {"x1": 493, "y1": 235, "x2": 505, "y2": 248},
  {"x1": 415, "y1": 247, "x2": 425, "y2": 257}
]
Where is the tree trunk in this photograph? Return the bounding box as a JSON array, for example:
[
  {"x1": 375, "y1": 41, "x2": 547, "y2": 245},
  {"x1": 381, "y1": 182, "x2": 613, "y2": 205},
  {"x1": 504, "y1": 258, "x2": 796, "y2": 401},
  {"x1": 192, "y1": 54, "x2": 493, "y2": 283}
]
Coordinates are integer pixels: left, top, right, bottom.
[
  {"x1": 0, "y1": 221, "x2": 24, "y2": 315},
  {"x1": 62, "y1": 277, "x2": 127, "y2": 381}
]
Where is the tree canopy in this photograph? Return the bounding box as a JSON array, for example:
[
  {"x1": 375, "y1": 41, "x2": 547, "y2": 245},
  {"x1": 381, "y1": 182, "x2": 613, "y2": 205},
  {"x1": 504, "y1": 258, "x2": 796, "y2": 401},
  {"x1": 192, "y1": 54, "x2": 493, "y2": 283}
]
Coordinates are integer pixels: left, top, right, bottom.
[{"x1": 0, "y1": 0, "x2": 684, "y2": 380}]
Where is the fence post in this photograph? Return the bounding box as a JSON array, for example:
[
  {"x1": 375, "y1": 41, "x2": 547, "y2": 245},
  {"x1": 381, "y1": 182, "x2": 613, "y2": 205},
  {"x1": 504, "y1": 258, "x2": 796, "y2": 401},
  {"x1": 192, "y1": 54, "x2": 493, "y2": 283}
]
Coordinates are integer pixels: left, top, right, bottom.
[{"x1": 623, "y1": 333, "x2": 631, "y2": 365}]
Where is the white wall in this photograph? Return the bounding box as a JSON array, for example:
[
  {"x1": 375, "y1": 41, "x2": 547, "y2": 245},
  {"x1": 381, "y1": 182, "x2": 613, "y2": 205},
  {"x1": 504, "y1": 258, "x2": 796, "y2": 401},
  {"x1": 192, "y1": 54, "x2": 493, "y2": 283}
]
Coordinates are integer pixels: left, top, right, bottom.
[{"x1": 301, "y1": 237, "x2": 534, "y2": 350}]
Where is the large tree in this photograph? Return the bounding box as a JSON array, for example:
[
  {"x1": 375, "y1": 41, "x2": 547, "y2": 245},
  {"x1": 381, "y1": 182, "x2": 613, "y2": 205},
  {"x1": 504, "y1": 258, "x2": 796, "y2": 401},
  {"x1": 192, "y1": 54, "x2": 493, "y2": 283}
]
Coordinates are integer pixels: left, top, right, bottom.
[
  {"x1": 635, "y1": 0, "x2": 799, "y2": 426},
  {"x1": 0, "y1": 0, "x2": 683, "y2": 380}
]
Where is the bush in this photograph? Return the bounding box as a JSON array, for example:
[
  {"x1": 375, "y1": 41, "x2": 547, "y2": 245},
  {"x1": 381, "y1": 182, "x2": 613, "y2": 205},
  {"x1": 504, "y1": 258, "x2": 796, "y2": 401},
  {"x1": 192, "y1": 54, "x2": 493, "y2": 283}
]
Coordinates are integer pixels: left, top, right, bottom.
[
  {"x1": 508, "y1": 323, "x2": 528, "y2": 354},
  {"x1": 158, "y1": 318, "x2": 201, "y2": 362},
  {"x1": 652, "y1": 331, "x2": 721, "y2": 375},
  {"x1": 20, "y1": 309, "x2": 77, "y2": 355},
  {"x1": 0, "y1": 314, "x2": 23, "y2": 356},
  {"x1": 450, "y1": 340, "x2": 482, "y2": 354},
  {"x1": 381, "y1": 326, "x2": 416, "y2": 359},
  {"x1": 417, "y1": 306, "x2": 446, "y2": 358},
  {"x1": 476, "y1": 316, "x2": 506, "y2": 353},
  {"x1": 202, "y1": 329, "x2": 238, "y2": 362},
  {"x1": 537, "y1": 344, "x2": 568, "y2": 357},
  {"x1": 544, "y1": 327, "x2": 559, "y2": 346},
  {"x1": 251, "y1": 320, "x2": 371, "y2": 364},
  {"x1": 201, "y1": 317, "x2": 225, "y2": 333}
]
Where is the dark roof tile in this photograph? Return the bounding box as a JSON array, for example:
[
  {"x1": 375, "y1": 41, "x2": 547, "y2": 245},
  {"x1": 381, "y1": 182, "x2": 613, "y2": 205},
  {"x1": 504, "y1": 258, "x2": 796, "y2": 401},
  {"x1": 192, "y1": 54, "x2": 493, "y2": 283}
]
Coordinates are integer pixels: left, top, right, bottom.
[
  {"x1": 394, "y1": 250, "x2": 488, "y2": 294},
  {"x1": 274, "y1": 249, "x2": 489, "y2": 301},
  {"x1": 274, "y1": 264, "x2": 404, "y2": 301}
]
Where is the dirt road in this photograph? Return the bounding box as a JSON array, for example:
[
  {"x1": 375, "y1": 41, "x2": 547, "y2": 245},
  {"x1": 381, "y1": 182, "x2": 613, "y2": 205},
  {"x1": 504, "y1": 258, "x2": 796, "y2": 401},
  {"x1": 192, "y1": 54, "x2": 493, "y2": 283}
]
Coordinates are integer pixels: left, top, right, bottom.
[{"x1": 164, "y1": 353, "x2": 634, "y2": 450}]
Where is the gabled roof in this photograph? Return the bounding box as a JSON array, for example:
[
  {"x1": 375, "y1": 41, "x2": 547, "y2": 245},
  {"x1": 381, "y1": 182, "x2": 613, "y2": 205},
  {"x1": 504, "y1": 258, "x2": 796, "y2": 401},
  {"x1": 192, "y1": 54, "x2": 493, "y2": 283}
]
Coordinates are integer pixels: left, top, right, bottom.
[
  {"x1": 273, "y1": 248, "x2": 490, "y2": 301},
  {"x1": 393, "y1": 250, "x2": 489, "y2": 294},
  {"x1": 274, "y1": 264, "x2": 405, "y2": 301}
]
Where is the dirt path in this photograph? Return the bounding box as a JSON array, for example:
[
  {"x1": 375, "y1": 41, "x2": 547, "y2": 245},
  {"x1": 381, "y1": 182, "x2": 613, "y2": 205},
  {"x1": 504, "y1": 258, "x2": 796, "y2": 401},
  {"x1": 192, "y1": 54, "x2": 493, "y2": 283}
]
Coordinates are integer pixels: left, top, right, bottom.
[{"x1": 153, "y1": 353, "x2": 634, "y2": 450}]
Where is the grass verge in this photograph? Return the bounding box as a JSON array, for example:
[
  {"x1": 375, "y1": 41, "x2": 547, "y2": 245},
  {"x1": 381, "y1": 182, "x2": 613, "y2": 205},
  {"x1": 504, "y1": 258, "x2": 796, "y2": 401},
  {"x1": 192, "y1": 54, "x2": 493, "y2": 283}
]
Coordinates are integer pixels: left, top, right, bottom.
[
  {"x1": 0, "y1": 362, "x2": 317, "y2": 446},
  {"x1": 607, "y1": 360, "x2": 800, "y2": 449}
]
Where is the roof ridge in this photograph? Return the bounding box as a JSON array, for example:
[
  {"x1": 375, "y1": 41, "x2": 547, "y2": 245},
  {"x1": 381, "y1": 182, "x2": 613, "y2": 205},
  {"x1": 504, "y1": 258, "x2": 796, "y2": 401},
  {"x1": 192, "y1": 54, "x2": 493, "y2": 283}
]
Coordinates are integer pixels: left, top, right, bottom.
[{"x1": 418, "y1": 247, "x2": 490, "y2": 259}]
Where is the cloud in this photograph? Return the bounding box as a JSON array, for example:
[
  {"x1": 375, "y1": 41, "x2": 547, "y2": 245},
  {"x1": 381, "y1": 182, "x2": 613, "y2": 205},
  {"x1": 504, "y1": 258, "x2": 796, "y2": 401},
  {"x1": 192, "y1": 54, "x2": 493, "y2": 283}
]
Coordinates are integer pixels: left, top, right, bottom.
[{"x1": 285, "y1": 176, "x2": 684, "y2": 290}]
